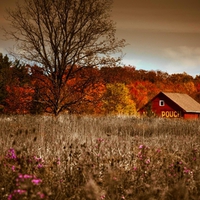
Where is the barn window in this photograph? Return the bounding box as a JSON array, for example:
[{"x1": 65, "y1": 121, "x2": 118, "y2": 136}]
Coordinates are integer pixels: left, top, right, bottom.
[{"x1": 159, "y1": 100, "x2": 165, "y2": 106}]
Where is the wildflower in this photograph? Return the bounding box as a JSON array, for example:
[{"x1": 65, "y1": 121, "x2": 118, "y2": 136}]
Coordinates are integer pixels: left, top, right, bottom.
[
  {"x1": 8, "y1": 194, "x2": 12, "y2": 200},
  {"x1": 37, "y1": 163, "x2": 43, "y2": 168},
  {"x1": 11, "y1": 165, "x2": 15, "y2": 172},
  {"x1": 97, "y1": 138, "x2": 104, "y2": 143},
  {"x1": 57, "y1": 158, "x2": 61, "y2": 165},
  {"x1": 14, "y1": 189, "x2": 26, "y2": 195},
  {"x1": 23, "y1": 174, "x2": 33, "y2": 179},
  {"x1": 34, "y1": 156, "x2": 44, "y2": 163},
  {"x1": 7, "y1": 148, "x2": 17, "y2": 160},
  {"x1": 18, "y1": 174, "x2": 33, "y2": 180},
  {"x1": 18, "y1": 174, "x2": 23, "y2": 179},
  {"x1": 133, "y1": 167, "x2": 137, "y2": 171},
  {"x1": 139, "y1": 145, "x2": 144, "y2": 149},
  {"x1": 146, "y1": 159, "x2": 150, "y2": 164},
  {"x1": 183, "y1": 167, "x2": 191, "y2": 174},
  {"x1": 101, "y1": 195, "x2": 106, "y2": 199},
  {"x1": 157, "y1": 148, "x2": 161, "y2": 153},
  {"x1": 37, "y1": 192, "x2": 45, "y2": 199},
  {"x1": 137, "y1": 151, "x2": 143, "y2": 159},
  {"x1": 32, "y1": 178, "x2": 42, "y2": 185}
]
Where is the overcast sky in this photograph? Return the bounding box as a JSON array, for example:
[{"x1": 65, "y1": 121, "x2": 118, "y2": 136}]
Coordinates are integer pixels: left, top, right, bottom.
[{"x1": 0, "y1": 0, "x2": 200, "y2": 76}]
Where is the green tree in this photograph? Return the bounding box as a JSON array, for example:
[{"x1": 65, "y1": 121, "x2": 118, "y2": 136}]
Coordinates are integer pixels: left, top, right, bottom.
[
  {"x1": 0, "y1": 53, "x2": 12, "y2": 111},
  {"x1": 102, "y1": 83, "x2": 136, "y2": 115},
  {"x1": 5, "y1": 0, "x2": 125, "y2": 115},
  {"x1": 0, "y1": 53, "x2": 33, "y2": 113}
]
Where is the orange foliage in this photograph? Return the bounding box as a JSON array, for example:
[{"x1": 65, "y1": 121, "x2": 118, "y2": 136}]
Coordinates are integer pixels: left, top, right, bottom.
[
  {"x1": 5, "y1": 85, "x2": 34, "y2": 114},
  {"x1": 3, "y1": 63, "x2": 200, "y2": 115},
  {"x1": 128, "y1": 81, "x2": 159, "y2": 109}
]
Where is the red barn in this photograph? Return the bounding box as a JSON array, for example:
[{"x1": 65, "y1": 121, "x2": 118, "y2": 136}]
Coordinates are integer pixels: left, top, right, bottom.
[{"x1": 138, "y1": 92, "x2": 200, "y2": 119}]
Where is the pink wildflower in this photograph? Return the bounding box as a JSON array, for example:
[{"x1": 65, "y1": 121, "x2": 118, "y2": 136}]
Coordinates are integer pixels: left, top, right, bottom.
[
  {"x1": 11, "y1": 165, "x2": 15, "y2": 172},
  {"x1": 37, "y1": 163, "x2": 43, "y2": 168},
  {"x1": 32, "y1": 178, "x2": 42, "y2": 185},
  {"x1": 133, "y1": 167, "x2": 137, "y2": 171},
  {"x1": 137, "y1": 151, "x2": 143, "y2": 159},
  {"x1": 18, "y1": 174, "x2": 23, "y2": 179},
  {"x1": 146, "y1": 159, "x2": 150, "y2": 164},
  {"x1": 14, "y1": 189, "x2": 26, "y2": 195},
  {"x1": 57, "y1": 158, "x2": 61, "y2": 165},
  {"x1": 7, "y1": 148, "x2": 17, "y2": 160},
  {"x1": 157, "y1": 149, "x2": 161, "y2": 153},
  {"x1": 97, "y1": 138, "x2": 104, "y2": 143},
  {"x1": 37, "y1": 192, "x2": 45, "y2": 199},
  {"x1": 23, "y1": 174, "x2": 32, "y2": 179},
  {"x1": 183, "y1": 167, "x2": 191, "y2": 174},
  {"x1": 8, "y1": 194, "x2": 12, "y2": 200}
]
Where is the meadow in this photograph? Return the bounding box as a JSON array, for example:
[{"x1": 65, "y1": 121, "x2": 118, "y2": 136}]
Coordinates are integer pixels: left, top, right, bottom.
[{"x1": 0, "y1": 114, "x2": 200, "y2": 200}]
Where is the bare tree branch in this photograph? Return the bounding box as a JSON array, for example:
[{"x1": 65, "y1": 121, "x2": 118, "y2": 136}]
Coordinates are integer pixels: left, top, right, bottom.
[{"x1": 5, "y1": 0, "x2": 126, "y2": 115}]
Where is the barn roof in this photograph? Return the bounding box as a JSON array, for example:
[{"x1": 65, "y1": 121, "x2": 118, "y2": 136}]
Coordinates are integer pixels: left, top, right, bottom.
[{"x1": 162, "y1": 92, "x2": 200, "y2": 112}]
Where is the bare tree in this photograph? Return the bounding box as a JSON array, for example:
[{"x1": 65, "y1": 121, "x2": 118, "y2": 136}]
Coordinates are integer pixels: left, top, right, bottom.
[{"x1": 5, "y1": 0, "x2": 125, "y2": 115}]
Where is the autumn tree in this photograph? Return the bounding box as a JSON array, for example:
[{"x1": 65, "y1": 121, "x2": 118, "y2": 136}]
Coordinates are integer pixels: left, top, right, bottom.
[
  {"x1": 100, "y1": 66, "x2": 136, "y2": 84},
  {"x1": 5, "y1": 84, "x2": 34, "y2": 114},
  {"x1": 128, "y1": 81, "x2": 160, "y2": 110},
  {"x1": 6, "y1": 0, "x2": 125, "y2": 115},
  {"x1": 102, "y1": 83, "x2": 136, "y2": 115},
  {"x1": 65, "y1": 67, "x2": 106, "y2": 114},
  {"x1": 31, "y1": 65, "x2": 105, "y2": 114}
]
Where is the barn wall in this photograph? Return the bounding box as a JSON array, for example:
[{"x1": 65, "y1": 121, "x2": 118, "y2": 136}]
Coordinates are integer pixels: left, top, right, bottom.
[
  {"x1": 151, "y1": 93, "x2": 183, "y2": 118},
  {"x1": 138, "y1": 92, "x2": 200, "y2": 119},
  {"x1": 183, "y1": 113, "x2": 199, "y2": 119}
]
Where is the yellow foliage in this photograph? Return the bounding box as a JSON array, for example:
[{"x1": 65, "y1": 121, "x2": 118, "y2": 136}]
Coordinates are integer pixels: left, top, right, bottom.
[{"x1": 102, "y1": 83, "x2": 136, "y2": 115}]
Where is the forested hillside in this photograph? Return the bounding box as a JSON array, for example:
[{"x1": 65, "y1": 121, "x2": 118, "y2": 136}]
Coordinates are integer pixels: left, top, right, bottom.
[{"x1": 1, "y1": 53, "x2": 200, "y2": 115}]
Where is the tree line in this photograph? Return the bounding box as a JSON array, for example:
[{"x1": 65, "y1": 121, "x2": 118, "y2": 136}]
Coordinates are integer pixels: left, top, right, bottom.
[
  {"x1": 3, "y1": 0, "x2": 200, "y2": 115},
  {"x1": 1, "y1": 53, "x2": 200, "y2": 115}
]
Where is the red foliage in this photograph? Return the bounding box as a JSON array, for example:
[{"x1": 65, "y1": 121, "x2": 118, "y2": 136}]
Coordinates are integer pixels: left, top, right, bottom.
[
  {"x1": 5, "y1": 85, "x2": 34, "y2": 114},
  {"x1": 3, "y1": 63, "x2": 200, "y2": 115}
]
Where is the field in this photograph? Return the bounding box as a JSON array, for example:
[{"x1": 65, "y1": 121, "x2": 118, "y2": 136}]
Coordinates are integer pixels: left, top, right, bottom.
[{"x1": 0, "y1": 114, "x2": 200, "y2": 200}]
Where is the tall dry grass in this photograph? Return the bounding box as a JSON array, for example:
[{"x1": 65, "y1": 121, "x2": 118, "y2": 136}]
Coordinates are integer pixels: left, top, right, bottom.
[{"x1": 0, "y1": 114, "x2": 200, "y2": 199}]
